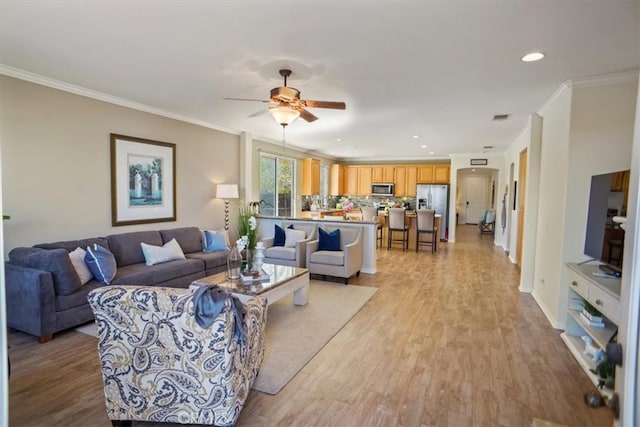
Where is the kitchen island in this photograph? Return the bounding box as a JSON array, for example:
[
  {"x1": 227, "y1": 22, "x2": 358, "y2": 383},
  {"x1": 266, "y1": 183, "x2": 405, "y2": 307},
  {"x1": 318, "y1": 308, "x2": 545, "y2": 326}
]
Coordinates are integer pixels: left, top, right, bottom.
[{"x1": 256, "y1": 215, "x2": 379, "y2": 274}]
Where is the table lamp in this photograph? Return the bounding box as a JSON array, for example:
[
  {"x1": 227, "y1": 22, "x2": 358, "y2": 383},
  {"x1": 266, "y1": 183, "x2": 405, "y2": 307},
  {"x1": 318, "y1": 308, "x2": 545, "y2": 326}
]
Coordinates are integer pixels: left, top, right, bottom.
[{"x1": 216, "y1": 184, "x2": 239, "y2": 230}]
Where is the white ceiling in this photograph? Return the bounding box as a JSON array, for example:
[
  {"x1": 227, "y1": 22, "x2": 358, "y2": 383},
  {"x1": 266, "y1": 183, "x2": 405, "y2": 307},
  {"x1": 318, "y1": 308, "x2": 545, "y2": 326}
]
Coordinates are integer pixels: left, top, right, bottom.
[{"x1": 1, "y1": 1, "x2": 638, "y2": 161}]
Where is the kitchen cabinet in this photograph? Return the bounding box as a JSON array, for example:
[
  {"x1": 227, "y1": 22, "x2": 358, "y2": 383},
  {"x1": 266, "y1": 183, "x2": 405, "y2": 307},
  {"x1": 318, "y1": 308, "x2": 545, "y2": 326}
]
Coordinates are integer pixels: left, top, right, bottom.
[
  {"x1": 417, "y1": 165, "x2": 434, "y2": 183},
  {"x1": 372, "y1": 165, "x2": 395, "y2": 183},
  {"x1": 301, "y1": 158, "x2": 320, "y2": 195},
  {"x1": 610, "y1": 170, "x2": 630, "y2": 192},
  {"x1": 344, "y1": 166, "x2": 359, "y2": 195},
  {"x1": 329, "y1": 164, "x2": 345, "y2": 196},
  {"x1": 358, "y1": 167, "x2": 372, "y2": 196},
  {"x1": 417, "y1": 164, "x2": 450, "y2": 183},
  {"x1": 433, "y1": 165, "x2": 450, "y2": 183},
  {"x1": 561, "y1": 263, "x2": 620, "y2": 398},
  {"x1": 394, "y1": 166, "x2": 417, "y2": 197},
  {"x1": 344, "y1": 166, "x2": 372, "y2": 196}
]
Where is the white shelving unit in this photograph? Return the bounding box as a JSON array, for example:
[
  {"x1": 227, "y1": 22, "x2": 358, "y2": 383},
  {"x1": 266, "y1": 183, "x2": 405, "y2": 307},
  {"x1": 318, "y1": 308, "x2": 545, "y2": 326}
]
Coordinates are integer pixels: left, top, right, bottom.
[{"x1": 561, "y1": 263, "x2": 621, "y2": 398}]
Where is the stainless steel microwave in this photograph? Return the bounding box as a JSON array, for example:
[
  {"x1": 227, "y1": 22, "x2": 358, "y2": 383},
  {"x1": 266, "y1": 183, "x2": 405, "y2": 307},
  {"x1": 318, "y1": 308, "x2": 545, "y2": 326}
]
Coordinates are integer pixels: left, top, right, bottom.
[{"x1": 371, "y1": 183, "x2": 394, "y2": 196}]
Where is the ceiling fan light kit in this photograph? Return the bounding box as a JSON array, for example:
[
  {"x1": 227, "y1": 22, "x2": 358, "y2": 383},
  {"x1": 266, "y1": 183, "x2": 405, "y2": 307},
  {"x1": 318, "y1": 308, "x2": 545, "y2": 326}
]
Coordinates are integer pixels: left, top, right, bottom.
[{"x1": 269, "y1": 105, "x2": 300, "y2": 127}]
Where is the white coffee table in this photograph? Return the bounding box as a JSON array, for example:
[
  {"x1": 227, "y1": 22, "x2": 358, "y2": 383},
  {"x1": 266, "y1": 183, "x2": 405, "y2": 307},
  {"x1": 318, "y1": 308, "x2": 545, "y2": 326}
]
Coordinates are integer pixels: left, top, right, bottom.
[{"x1": 191, "y1": 263, "x2": 309, "y2": 306}]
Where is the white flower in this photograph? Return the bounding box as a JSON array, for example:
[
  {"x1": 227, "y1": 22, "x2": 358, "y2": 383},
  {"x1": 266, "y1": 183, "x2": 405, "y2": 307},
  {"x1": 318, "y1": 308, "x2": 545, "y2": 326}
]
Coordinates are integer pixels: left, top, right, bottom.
[
  {"x1": 236, "y1": 235, "x2": 249, "y2": 252},
  {"x1": 249, "y1": 216, "x2": 257, "y2": 231}
]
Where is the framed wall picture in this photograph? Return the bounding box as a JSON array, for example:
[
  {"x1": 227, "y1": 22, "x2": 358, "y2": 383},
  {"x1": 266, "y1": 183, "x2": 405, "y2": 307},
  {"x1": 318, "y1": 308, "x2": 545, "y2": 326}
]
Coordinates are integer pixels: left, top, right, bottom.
[{"x1": 110, "y1": 134, "x2": 176, "y2": 226}]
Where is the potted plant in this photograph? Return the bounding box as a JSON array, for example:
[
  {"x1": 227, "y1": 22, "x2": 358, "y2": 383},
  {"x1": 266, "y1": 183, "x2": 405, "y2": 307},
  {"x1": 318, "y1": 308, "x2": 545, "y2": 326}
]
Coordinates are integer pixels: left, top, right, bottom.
[{"x1": 590, "y1": 358, "x2": 615, "y2": 390}]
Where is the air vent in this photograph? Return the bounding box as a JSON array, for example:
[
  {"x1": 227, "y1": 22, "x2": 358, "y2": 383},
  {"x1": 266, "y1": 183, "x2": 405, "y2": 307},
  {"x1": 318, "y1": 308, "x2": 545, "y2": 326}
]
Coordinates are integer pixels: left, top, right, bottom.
[
  {"x1": 483, "y1": 145, "x2": 494, "y2": 150},
  {"x1": 492, "y1": 114, "x2": 510, "y2": 121}
]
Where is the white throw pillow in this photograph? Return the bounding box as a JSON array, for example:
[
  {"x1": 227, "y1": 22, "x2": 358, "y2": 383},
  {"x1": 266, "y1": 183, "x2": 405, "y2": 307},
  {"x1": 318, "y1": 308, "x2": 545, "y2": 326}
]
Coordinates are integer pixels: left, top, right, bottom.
[
  {"x1": 141, "y1": 238, "x2": 186, "y2": 266},
  {"x1": 69, "y1": 247, "x2": 93, "y2": 285},
  {"x1": 284, "y1": 228, "x2": 306, "y2": 248}
]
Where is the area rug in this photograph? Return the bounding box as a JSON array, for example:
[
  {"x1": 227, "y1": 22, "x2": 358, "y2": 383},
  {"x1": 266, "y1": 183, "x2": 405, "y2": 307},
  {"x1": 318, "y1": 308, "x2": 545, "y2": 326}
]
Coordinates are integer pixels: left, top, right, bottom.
[{"x1": 75, "y1": 280, "x2": 377, "y2": 395}]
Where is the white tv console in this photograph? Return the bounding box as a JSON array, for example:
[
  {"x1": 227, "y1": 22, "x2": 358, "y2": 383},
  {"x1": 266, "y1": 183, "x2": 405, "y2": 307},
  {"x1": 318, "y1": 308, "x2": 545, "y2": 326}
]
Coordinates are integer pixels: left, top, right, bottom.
[{"x1": 561, "y1": 262, "x2": 621, "y2": 397}]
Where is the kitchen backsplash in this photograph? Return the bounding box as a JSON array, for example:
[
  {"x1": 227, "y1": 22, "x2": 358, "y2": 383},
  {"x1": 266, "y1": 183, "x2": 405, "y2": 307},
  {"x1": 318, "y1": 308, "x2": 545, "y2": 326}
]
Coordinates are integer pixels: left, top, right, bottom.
[{"x1": 302, "y1": 195, "x2": 416, "y2": 210}]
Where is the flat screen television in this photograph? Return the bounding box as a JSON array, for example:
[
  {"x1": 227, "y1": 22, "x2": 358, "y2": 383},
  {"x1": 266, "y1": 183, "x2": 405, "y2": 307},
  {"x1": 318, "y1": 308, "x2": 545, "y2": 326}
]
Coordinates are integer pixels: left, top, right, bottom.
[{"x1": 583, "y1": 169, "x2": 630, "y2": 276}]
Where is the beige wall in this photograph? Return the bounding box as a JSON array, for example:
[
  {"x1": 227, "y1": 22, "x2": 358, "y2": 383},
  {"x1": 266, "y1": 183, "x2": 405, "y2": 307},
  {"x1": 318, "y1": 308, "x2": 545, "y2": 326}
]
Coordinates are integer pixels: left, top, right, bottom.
[
  {"x1": 0, "y1": 76, "x2": 241, "y2": 256},
  {"x1": 532, "y1": 77, "x2": 637, "y2": 328}
]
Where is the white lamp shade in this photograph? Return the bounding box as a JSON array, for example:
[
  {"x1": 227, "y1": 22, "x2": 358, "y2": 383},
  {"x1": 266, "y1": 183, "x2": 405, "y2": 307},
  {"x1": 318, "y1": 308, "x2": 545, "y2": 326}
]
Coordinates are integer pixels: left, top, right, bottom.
[
  {"x1": 216, "y1": 184, "x2": 239, "y2": 199},
  {"x1": 269, "y1": 105, "x2": 300, "y2": 126}
]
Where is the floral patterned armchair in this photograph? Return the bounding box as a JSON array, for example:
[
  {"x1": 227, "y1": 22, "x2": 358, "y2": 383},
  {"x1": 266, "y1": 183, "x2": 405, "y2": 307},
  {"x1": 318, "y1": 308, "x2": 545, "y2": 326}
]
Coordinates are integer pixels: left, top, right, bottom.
[{"x1": 87, "y1": 285, "x2": 267, "y2": 426}]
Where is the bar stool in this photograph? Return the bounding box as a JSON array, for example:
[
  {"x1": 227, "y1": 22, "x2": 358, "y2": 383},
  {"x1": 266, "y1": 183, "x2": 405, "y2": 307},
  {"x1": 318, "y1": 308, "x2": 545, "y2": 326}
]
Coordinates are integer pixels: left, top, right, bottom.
[
  {"x1": 387, "y1": 208, "x2": 409, "y2": 251},
  {"x1": 416, "y1": 208, "x2": 438, "y2": 253},
  {"x1": 361, "y1": 206, "x2": 383, "y2": 248}
]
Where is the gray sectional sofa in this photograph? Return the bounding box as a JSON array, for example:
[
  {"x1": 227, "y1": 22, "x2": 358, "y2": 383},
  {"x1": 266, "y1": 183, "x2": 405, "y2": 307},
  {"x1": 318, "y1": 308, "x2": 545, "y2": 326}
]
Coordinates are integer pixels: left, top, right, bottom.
[{"x1": 5, "y1": 226, "x2": 228, "y2": 342}]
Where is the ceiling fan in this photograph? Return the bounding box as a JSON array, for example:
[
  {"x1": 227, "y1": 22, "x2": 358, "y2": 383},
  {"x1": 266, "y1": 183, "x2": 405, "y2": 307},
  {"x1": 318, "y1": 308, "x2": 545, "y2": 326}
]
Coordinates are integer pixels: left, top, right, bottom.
[{"x1": 224, "y1": 69, "x2": 346, "y2": 126}]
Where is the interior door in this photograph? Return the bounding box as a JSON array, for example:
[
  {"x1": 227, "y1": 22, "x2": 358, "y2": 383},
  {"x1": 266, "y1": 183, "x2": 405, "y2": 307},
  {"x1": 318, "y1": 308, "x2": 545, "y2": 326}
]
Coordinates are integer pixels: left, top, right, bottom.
[{"x1": 465, "y1": 175, "x2": 488, "y2": 224}]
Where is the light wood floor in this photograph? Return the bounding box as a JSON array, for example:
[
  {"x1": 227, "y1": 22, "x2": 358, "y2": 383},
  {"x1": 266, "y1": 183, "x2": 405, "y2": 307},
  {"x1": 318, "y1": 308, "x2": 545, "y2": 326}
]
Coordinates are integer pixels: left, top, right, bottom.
[{"x1": 7, "y1": 225, "x2": 613, "y2": 426}]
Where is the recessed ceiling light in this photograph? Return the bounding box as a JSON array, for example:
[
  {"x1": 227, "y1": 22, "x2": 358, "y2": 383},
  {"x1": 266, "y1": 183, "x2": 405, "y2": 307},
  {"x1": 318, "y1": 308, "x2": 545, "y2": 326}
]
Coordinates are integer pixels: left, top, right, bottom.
[
  {"x1": 412, "y1": 135, "x2": 420, "y2": 139},
  {"x1": 420, "y1": 145, "x2": 427, "y2": 149},
  {"x1": 336, "y1": 137, "x2": 343, "y2": 142},
  {"x1": 429, "y1": 151, "x2": 434, "y2": 155},
  {"x1": 521, "y1": 52, "x2": 545, "y2": 62}
]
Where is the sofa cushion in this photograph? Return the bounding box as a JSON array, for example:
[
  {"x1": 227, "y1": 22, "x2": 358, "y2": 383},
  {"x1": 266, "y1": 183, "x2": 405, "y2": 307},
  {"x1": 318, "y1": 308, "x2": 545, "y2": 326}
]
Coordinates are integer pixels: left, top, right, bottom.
[
  {"x1": 69, "y1": 247, "x2": 93, "y2": 285},
  {"x1": 19, "y1": 248, "x2": 82, "y2": 296},
  {"x1": 203, "y1": 231, "x2": 228, "y2": 252},
  {"x1": 111, "y1": 258, "x2": 204, "y2": 286},
  {"x1": 310, "y1": 250, "x2": 345, "y2": 266},
  {"x1": 8, "y1": 247, "x2": 46, "y2": 266},
  {"x1": 107, "y1": 231, "x2": 163, "y2": 267},
  {"x1": 186, "y1": 251, "x2": 229, "y2": 270},
  {"x1": 35, "y1": 237, "x2": 111, "y2": 253},
  {"x1": 141, "y1": 238, "x2": 186, "y2": 266},
  {"x1": 273, "y1": 224, "x2": 286, "y2": 247},
  {"x1": 201, "y1": 229, "x2": 230, "y2": 250},
  {"x1": 284, "y1": 228, "x2": 306, "y2": 248},
  {"x1": 265, "y1": 246, "x2": 296, "y2": 261},
  {"x1": 55, "y1": 280, "x2": 104, "y2": 312},
  {"x1": 318, "y1": 228, "x2": 341, "y2": 251},
  {"x1": 159, "y1": 227, "x2": 203, "y2": 254},
  {"x1": 85, "y1": 244, "x2": 118, "y2": 285}
]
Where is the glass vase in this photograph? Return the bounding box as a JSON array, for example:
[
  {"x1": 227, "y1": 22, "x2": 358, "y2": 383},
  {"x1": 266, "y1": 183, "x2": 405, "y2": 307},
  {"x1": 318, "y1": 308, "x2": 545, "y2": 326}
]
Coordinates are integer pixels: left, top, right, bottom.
[
  {"x1": 227, "y1": 246, "x2": 242, "y2": 280},
  {"x1": 244, "y1": 248, "x2": 258, "y2": 273}
]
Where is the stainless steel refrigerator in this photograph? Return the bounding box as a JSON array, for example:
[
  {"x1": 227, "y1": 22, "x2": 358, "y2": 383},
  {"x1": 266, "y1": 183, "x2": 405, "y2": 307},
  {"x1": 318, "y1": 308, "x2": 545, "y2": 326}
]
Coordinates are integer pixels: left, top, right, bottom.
[{"x1": 416, "y1": 184, "x2": 449, "y2": 241}]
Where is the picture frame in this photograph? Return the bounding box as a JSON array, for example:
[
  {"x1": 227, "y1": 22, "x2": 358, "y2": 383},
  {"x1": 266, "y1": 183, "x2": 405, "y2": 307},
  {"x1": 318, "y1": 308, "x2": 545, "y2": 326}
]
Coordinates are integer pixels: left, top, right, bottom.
[
  {"x1": 110, "y1": 134, "x2": 176, "y2": 226},
  {"x1": 470, "y1": 158, "x2": 488, "y2": 166}
]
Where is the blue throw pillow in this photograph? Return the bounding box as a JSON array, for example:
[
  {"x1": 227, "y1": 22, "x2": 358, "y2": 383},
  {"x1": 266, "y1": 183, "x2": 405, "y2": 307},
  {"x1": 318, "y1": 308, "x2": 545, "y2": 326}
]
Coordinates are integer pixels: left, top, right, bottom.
[
  {"x1": 273, "y1": 224, "x2": 294, "y2": 247},
  {"x1": 318, "y1": 228, "x2": 341, "y2": 251},
  {"x1": 203, "y1": 230, "x2": 228, "y2": 252},
  {"x1": 85, "y1": 244, "x2": 117, "y2": 284},
  {"x1": 274, "y1": 224, "x2": 286, "y2": 246}
]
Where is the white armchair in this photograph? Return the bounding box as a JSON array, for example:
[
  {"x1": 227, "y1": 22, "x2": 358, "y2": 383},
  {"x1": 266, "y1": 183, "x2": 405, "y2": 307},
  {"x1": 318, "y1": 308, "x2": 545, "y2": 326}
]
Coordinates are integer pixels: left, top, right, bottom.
[
  {"x1": 306, "y1": 227, "x2": 363, "y2": 284},
  {"x1": 261, "y1": 222, "x2": 317, "y2": 268}
]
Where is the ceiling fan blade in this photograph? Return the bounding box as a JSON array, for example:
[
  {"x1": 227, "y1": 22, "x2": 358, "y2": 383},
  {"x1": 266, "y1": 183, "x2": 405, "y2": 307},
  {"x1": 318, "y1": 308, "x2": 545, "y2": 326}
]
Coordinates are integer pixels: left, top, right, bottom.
[
  {"x1": 223, "y1": 97, "x2": 272, "y2": 103},
  {"x1": 296, "y1": 107, "x2": 318, "y2": 123},
  {"x1": 248, "y1": 108, "x2": 269, "y2": 118},
  {"x1": 302, "y1": 100, "x2": 346, "y2": 110}
]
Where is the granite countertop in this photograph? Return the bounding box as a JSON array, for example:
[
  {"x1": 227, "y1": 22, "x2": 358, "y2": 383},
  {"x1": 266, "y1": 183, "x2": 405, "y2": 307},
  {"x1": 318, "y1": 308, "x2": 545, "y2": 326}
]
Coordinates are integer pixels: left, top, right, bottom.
[{"x1": 256, "y1": 215, "x2": 378, "y2": 225}]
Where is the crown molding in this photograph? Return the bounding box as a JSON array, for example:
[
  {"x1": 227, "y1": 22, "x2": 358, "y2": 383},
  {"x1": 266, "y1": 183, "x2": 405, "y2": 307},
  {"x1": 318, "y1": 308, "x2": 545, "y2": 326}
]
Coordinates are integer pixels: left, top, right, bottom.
[
  {"x1": 537, "y1": 69, "x2": 639, "y2": 117},
  {"x1": 537, "y1": 81, "x2": 572, "y2": 117},
  {"x1": 571, "y1": 68, "x2": 639, "y2": 89},
  {"x1": 0, "y1": 64, "x2": 240, "y2": 136}
]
